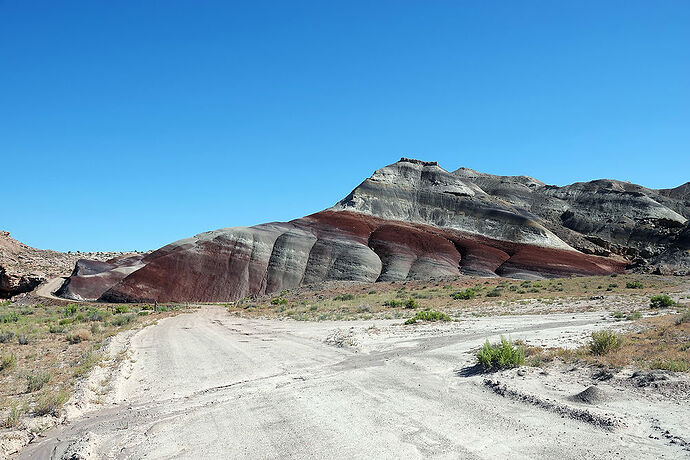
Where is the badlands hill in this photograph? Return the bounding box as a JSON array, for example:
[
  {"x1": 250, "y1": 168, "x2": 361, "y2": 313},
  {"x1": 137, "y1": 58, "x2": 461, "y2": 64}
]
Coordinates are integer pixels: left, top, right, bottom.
[
  {"x1": 55, "y1": 159, "x2": 689, "y2": 303},
  {"x1": 0, "y1": 231, "x2": 138, "y2": 299}
]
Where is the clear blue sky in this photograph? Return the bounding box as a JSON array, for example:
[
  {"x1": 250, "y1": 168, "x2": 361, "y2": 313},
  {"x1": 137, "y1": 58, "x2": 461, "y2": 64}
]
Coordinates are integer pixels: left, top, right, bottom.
[{"x1": 2, "y1": 1, "x2": 689, "y2": 252}]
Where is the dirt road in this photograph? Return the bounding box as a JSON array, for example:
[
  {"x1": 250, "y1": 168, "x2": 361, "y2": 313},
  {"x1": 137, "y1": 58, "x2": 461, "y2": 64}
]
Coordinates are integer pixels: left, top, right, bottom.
[{"x1": 20, "y1": 307, "x2": 688, "y2": 459}]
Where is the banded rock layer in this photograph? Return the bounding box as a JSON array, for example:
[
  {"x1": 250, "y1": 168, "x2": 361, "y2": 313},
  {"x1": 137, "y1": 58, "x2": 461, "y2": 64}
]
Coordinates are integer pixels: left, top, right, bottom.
[{"x1": 58, "y1": 158, "x2": 687, "y2": 302}]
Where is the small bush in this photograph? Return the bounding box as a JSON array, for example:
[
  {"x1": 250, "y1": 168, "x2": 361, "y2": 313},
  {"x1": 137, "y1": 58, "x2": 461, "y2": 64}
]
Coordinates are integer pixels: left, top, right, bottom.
[
  {"x1": 626, "y1": 281, "x2": 644, "y2": 289},
  {"x1": 486, "y1": 289, "x2": 501, "y2": 297},
  {"x1": 451, "y1": 289, "x2": 477, "y2": 300},
  {"x1": 626, "y1": 311, "x2": 642, "y2": 321},
  {"x1": 611, "y1": 311, "x2": 625, "y2": 320},
  {"x1": 589, "y1": 330, "x2": 623, "y2": 355},
  {"x1": 0, "y1": 330, "x2": 15, "y2": 343},
  {"x1": 66, "y1": 329, "x2": 91, "y2": 344},
  {"x1": 476, "y1": 336, "x2": 525, "y2": 369},
  {"x1": 0, "y1": 353, "x2": 16, "y2": 372},
  {"x1": 17, "y1": 333, "x2": 29, "y2": 345},
  {"x1": 404, "y1": 298, "x2": 419, "y2": 309},
  {"x1": 87, "y1": 308, "x2": 108, "y2": 322},
  {"x1": 649, "y1": 295, "x2": 675, "y2": 309},
  {"x1": 64, "y1": 304, "x2": 78, "y2": 317},
  {"x1": 111, "y1": 314, "x2": 135, "y2": 327},
  {"x1": 675, "y1": 310, "x2": 690, "y2": 326},
  {"x1": 0, "y1": 312, "x2": 19, "y2": 323},
  {"x1": 650, "y1": 358, "x2": 689, "y2": 372},
  {"x1": 404, "y1": 310, "x2": 451, "y2": 325},
  {"x1": 271, "y1": 297, "x2": 288, "y2": 306},
  {"x1": 383, "y1": 299, "x2": 403, "y2": 308},
  {"x1": 3, "y1": 403, "x2": 23, "y2": 428},
  {"x1": 334, "y1": 294, "x2": 355, "y2": 301},
  {"x1": 26, "y1": 372, "x2": 51, "y2": 392},
  {"x1": 33, "y1": 389, "x2": 70, "y2": 416},
  {"x1": 49, "y1": 324, "x2": 65, "y2": 334},
  {"x1": 113, "y1": 305, "x2": 129, "y2": 314}
]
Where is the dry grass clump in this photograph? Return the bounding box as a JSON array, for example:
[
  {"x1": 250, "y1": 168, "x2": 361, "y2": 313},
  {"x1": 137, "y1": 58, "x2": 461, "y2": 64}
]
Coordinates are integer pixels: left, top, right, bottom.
[
  {"x1": 66, "y1": 329, "x2": 92, "y2": 344},
  {"x1": 525, "y1": 312, "x2": 690, "y2": 371}
]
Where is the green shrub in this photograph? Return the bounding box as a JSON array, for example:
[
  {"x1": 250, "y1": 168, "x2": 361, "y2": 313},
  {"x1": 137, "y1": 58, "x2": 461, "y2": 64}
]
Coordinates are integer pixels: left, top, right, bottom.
[
  {"x1": 334, "y1": 294, "x2": 355, "y2": 301},
  {"x1": 0, "y1": 312, "x2": 19, "y2": 323},
  {"x1": 649, "y1": 295, "x2": 675, "y2": 309},
  {"x1": 33, "y1": 389, "x2": 70, "y2": 416},
  {"x1": 486, "y1": 289, "x2": 501, "y2": 297},
  {"x1": 64, "y1": 304, "x2": 78, "y2": 317},
  {"x1": 49, "y1": 324, "x2": 65, "y2": 334},
  {"x1": 476, "y1": 336, "x2": 525, "y2": 369},
  {"x1": 383, "y1": 299, "x2": 403, "y2": 308},
  {"x1": 451, "y1": 289, "x2": 477, "y2": 300},
  {"x1": 3, "y1": 403, "x2": 23, "y2": 428},
  {"x1": 17, "y1": 333, "x2": 29, "y2": 345},
  {"x1": 626, "y1": 281, "x2": 644, "y2": 289},
  {"x1": 650, "y1": 358, "x2": 689, "y2": 372},
  {"x1": 111, "y1": 314, "x2": 135, "y2": 327},
  {"x1": 0, "y1": 330, "x2": 15, "y2": 343},
  {"x1": 589, "y1": 330, "x2": 623, "y2": 355},
  {"x1": 0, "y1": 353, "x2": 16, "y2": 372},
  {"x1": 626, "y1": 311, "x2": 642, "y2": 321},
  {"x1": 404, "y1": 310, "x2": 451, "y2": 325},
  {"x1": 87, "y1": 308, "x2": 108, "y2": 322},
  {"x1": 113, "y1": 305, "x2": 129, "y2": 314},
  {"x1": 271, "y1": 297, "x2": 288, "y2": 306},
  {"x1": 404, "y1": 298, "x2": 419, "y2": 309},
  {"x1": 26, "y1": 372, "x2": 51, "y2": 392},
  {"x1": 611, "y1": 311, "x2": 625, "y2": 320}
]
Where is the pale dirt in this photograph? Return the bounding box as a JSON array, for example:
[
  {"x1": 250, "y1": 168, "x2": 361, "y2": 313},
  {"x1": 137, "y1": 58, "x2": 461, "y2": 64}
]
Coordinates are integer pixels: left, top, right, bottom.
[{"x1": 17, "y1": 306, "x2": 690, "y2": 459}]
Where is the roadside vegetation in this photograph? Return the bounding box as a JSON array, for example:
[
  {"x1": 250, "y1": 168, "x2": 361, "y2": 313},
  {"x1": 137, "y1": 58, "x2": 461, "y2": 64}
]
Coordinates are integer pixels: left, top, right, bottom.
[
  {"x1": 224, "y1": 273, "x2": 683, "y2": 321},
  {"x1": 404, "y1": 310, "x2": 451, "y2": 325},
  {"x1": 523, "y1": 309, "x2": 690, "y2": 372},
  {"x1": 477, "y1": 336, "x2": 525, "y2": 369},
  {"x1": 0, "y1": 300, "x2": 186, "y2": 430}
]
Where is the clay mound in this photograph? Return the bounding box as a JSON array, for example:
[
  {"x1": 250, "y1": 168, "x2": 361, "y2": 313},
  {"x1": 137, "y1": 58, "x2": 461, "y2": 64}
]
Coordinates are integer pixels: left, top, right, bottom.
[
  {"x1": 56, "y1": 157, "x2": 687, "y2": 303},
  {"x1": 570, "y1": 385, "x2": 609, "y2": 404}
]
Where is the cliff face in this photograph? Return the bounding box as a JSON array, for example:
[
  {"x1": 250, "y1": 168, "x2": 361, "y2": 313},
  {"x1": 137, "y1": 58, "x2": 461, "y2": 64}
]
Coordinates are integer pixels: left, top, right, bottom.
[{"x1": 55, "y1": 157, "x2": 689, "y2": 303}]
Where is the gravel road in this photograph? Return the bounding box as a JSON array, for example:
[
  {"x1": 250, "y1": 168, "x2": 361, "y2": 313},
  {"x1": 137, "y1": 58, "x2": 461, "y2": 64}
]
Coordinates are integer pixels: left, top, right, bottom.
[{"x1": 19, "y1": 306, "x2": 689, "y2": 459}]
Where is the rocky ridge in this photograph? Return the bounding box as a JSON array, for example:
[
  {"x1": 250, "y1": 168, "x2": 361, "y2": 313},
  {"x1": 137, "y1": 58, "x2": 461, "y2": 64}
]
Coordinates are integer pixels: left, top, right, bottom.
[
  {"x1": 0, "y1": 231, "x2": 139, "y2": 299},
  {"x1": 53, "y1": 157, "x2": 690, "y2": 303}
]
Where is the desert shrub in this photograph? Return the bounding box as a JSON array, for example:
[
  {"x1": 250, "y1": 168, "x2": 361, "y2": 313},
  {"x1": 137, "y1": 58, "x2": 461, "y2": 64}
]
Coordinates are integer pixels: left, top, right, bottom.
[
  {"x1": 451, "y1": 289, "x2": 477, "y2": 300},
  {"x1": 3, "y1": 403, "x2": 23, "y2": 428},
  {"x1": 110, "y1": 314, "x2": 135, "y2": 327},
  {"x1": 675, "y1": 310, "x2": 690, "y2": 326},
  {"x1": 626, "y1": 311, "x2": 642, "y2": 321},
  {"x1": 271, "y1": 297, "x2": 288, "y2": 306},
  {"x1": 404, "y1": 298, "x2": 419, "y2": 309},
  {"x1": 33, "y1": 389, "x2": 70, "y2": 416},
  {"x1": 113, "y1": 305, "x2": 129, "y2": 314},
  {"x1": 138, "y1": 311, "x2": 149, "y2": 316},
  {"x1": 87, "y1": 308, "x2": 108, "y2": 322},
  {"x1": 26, "y1": 372, "x2": 51, "y2": 392},
  {"x1": 649, "y1": 295, "x2": 675, "y2": 309},
  {"x1": 66, "y1": 329, "x2": 91, "y2": 344},
  {"x1": 611, "y1": 311, "x2": 625, "y2": 320},
  {"x1": 0, "y1": 353, "x2": 16, "y2": 372},
  {"x1": 650, "y1": 358, "x2": 689, "y2": 372},
  {"x1": 49, "y1": 324, "x2": 65, "y2": 334},
  {"x1": 0, "y1": 312, "x2": 19, "y2": 323},
  {"x1": 64, "y1": 304, "x2": 78, "y2": 317},
  {"x1": 17, "y1": 333, "x2": 29, "y2": 345},
  {"x1": 404, "y1": 310, "x2": 451, "y2": 325},
  {"x1": 476, "y1": 336, "x2": 525, "y2": 369},
  {"x1": 589, "y1": 330, "x2": 623, "y2": 355},
  {"x1": 0, "y1": 330, "x2": 15, "y2": 343},
  {"x1": 368, "y1": 290, "x2": 377, "y2": 295},
  {"x1": 334, "y1": 294, "x2": 355, "y2": 301},
  {"x1": 486, "y1": 289, "x2": 501, "y2": 297},
  {"x1": 383, "y1": 299, "x2": 403, "y2": 308},
  {"x1": 626, "y1": 281, "x2": 644, "y2": 289}
]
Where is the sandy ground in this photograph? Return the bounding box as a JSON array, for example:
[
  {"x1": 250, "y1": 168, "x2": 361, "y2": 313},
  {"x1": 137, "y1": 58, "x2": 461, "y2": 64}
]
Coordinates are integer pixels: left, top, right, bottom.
[{"x1": 18, "y1": 306, "x2": 689, "y2": 459}]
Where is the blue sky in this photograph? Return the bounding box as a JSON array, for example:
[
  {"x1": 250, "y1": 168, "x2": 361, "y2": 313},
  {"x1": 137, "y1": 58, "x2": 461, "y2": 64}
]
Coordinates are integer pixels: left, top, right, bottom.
[{"x1": 2, "y1": 1, "x2": 689, "y2": 251}]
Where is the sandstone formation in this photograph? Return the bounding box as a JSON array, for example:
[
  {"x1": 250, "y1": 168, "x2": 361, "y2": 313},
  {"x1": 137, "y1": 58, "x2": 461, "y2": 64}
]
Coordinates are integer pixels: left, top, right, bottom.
[
  {"x1": 53, "y1": 157, "x2": 690, "y2": 303},
  {"x1": 0, "y1": 231, "x2": 140, "y2": 299}
]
